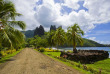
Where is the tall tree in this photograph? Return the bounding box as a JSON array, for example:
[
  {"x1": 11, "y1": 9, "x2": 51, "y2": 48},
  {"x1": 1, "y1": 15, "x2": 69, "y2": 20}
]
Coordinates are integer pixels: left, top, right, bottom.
[
  {"x1": 52, "y1": 27, "x2": 66, "y2": 49},
  {"x1": 47, "y1": 30, "x2": 56, "y2": 47},
  {"x1": 67, "y1": 24, "x2": 84, "y2": 53},
  {"x1": 0, "y1": 0, "x2": 26, "y2": 49}
]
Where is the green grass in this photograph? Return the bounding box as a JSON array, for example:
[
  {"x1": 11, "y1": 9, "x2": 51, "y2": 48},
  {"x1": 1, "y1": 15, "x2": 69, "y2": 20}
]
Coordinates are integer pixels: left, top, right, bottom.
[
  {"x1": 87, "y1": 58, "x2": 110, "y2": 74},
  {"x1": 0, "y1": 49, "x2": 23, "y2": 64},
  {"x1": 43, "y1": 52, "x2": 61, "y2": 56},
  {"x1": 43, "y1": 52, "x2": 91, "y2": 74}
]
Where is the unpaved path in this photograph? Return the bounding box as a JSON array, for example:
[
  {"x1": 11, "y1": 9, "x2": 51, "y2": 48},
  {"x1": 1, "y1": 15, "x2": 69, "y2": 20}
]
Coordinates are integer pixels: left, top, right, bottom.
[{"x1": 0, "y1": 48, "x2": 81, "y2": 74}]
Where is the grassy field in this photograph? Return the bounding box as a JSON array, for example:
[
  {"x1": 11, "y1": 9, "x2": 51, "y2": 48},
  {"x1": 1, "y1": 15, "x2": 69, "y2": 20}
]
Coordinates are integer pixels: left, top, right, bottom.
[
  {"x1": 0, "y1": 49, "x2": 23, "y2": 64},
  {"x1": 43, "y1": 51, "x2": 110, "y2": 74}
]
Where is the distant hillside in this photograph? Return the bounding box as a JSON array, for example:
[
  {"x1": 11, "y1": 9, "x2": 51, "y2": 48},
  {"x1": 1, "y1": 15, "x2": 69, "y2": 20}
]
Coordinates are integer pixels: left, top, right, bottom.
[
  {"x1": 83, "y1": 38, "x2": 105, "y2": 47},
  {"x1": 22, "y1": 30, "x2": 34, "y2": 38}
]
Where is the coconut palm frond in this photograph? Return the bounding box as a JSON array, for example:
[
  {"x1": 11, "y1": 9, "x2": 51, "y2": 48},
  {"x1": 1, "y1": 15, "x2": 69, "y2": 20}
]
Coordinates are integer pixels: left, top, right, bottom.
[
  {"x1": 7, "y1": 21, "x2": 26, "y2": 30},
  {"x1": 67, "y1": 24, "x2": 84, "y2": 52}
]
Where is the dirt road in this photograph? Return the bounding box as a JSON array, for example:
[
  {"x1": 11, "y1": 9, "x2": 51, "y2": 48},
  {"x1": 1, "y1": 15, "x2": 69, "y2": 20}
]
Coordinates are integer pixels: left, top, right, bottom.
[{"x1": 0, "y1": 48, "x2": 81, "y2": 74}]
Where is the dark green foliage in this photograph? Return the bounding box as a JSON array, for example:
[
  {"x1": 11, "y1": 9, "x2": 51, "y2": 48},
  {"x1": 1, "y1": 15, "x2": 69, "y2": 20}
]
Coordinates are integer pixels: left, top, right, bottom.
[
  {"x1": 52, "y1": 27, "x2": 66, "y2": 48},
  {"x1": 34, "y1": 25, "x2": 45, "y2": 37},
  {"x1": 0, "y1": 0, "x2": 26, "y2": 49},
  {"x1": 26, "y1": 35, "x2": 48, "y2": 48},
  {"x1": 22, "y1": 30, "x2": 34, "y2": 38},
  {"x1": 47, "y1": 30, "x2": 56, "y2": 47},
  {"x1": 39, "y1": 48, "x2": 45, "y2": 52}
]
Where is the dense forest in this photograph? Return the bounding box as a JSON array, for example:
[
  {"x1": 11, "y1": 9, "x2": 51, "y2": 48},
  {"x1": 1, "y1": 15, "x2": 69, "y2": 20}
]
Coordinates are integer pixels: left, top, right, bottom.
[{"x1": 22, "y1": 25, "x2": 109, "y2": 47}]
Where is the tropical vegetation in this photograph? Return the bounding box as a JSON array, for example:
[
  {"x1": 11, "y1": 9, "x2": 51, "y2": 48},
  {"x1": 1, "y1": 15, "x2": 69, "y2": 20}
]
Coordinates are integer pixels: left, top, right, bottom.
[
  {"x1": 0, "y1": 0, "x2": 26, "y2": 50},
  {"x1": 67, "y1": 24, "x2": 84, "y2": 52},
  {"x1": 26, "y1": 24, "x2": 84, "y2": 52},
  {"x1": 52, "y1": 27, "x2": 66, "y2": 49},
  {"x1": 0, "y1": 0, "x2": 26, "y2": 59}
]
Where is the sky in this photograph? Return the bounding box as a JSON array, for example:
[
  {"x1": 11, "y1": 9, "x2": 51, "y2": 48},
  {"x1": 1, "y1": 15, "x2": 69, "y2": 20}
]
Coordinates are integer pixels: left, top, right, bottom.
[{"x1": 11, "y1": 0, "x2": 110, "y2": 44}]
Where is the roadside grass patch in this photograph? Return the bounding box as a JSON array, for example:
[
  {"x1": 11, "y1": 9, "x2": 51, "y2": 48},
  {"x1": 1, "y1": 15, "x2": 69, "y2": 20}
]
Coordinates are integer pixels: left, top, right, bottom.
[
  {"x1": 43, "y1": 52, "x2": 91, "y2": 74},
  {"x1": 87, "y1": 58, "x2": 110, "y2": 74},
  {"x1": 0, "y1": 49, "x2": 23, "y2": 64}
]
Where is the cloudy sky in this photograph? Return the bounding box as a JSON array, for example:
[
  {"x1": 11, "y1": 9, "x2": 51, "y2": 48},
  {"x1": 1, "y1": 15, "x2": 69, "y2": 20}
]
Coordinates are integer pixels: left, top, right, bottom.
[{"x1": 11, "y1": 0, "x2": 110, "y2": 44}]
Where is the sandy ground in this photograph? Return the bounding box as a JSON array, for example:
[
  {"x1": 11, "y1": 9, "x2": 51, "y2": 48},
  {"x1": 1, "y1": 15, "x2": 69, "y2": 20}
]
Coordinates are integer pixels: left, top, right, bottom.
[{"x1": 0, "y1": 48, "x2": 81, "y2": 74}]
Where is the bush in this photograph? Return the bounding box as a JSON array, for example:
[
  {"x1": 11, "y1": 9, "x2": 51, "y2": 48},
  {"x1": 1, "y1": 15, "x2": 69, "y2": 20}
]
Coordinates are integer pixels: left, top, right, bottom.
[
  {"x1": 39, "y1": 48, "x2": 45, "y2": 52},
  {"x1": 67, "y1": 50, "x2": 73, "y2": 53}
]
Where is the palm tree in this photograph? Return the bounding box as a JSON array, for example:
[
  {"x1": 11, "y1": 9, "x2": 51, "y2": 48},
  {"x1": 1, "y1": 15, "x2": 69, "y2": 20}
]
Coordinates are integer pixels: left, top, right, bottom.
[
  {"x1": 52, "y1": 27, "x2": 66, "y2": 49},
  {"x1": 67, "y1": 24, "x2": 84, "y2": 53},
  {"x1": 0, "y1": 0, "x2": 26, "y2": 50},
  {"x1": 47, "y1": 30, "x2": 56, "y2": 48}
]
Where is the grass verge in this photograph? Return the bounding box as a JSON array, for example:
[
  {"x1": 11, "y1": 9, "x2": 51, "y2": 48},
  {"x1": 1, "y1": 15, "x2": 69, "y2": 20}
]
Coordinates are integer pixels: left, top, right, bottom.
[
  {"x1": 43, "y1": 52, "x2": 91, "y2": 74},
  {"x1": 87, "y1": 58, "x2": 110, "y2": 74},
  {"x1": 35, "y1": 48, "x2": 110, "y2": 74},
  {"x1": 43, "y1": 52, "x2": 110, "y2": 74},
  {"x1": 0, "y1": 49, "x2": 23, "y2": 64}
]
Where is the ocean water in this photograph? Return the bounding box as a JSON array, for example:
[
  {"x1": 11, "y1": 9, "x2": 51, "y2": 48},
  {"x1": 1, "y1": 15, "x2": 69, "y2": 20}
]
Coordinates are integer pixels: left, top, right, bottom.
[
  {"x1": 59, "y1": 47, "x2": 110, "y2": 57},
  {"x1": 59, "y1": 47, "x2": 110, "y2": 51}
]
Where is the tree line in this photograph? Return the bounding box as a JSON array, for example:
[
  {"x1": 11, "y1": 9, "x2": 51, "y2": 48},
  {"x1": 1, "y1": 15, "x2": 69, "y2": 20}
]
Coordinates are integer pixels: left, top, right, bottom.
[
  {"x1": 26, "y1": 24, "x2": 84, "y2": 53},
  {"x1": 25, "y1": 25, "x2": 105, "y2": 48}
]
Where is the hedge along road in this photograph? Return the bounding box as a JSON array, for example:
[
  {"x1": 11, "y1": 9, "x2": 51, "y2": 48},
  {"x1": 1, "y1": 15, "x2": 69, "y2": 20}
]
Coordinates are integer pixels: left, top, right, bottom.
[{"x1": 0, "y1": 48, "x2": 81, "y2": 74}]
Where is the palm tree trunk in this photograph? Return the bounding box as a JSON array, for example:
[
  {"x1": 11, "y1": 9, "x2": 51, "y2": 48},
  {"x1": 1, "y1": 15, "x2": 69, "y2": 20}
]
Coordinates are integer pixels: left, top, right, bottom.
[
  {"x1": 73, "y1": 36, "x2": 77, "y2": 53},
  {"x1": 73, "y1": 44, "x2": 77, "y2": 53}
]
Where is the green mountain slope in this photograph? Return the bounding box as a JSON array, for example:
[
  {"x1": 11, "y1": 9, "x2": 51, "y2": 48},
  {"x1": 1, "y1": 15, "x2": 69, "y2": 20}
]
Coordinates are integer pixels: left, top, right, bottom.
[{"x1": 22, "y1": 30, "x2": 34, "y2": 38}]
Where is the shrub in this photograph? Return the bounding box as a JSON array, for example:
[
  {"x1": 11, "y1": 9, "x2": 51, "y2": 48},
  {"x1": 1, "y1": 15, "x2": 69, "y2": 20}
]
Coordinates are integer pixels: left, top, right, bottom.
[
  {"x1": 0, "y1": 51, "x2": 7, "y2": 56},
  {"x1": 67, "y1": 50, "x2": 73, "y2": 53},
  {"x1": 39, "y1": 48, "x2": 45, "y2": 52}
]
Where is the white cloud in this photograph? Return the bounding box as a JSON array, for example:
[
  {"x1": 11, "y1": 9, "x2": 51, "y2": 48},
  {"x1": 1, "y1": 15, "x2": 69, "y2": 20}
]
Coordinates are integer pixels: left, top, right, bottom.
[
  {"x1": 88, "y1": 37, "x2": 96, "y2": 41},
  {"x1": 11, "y1": 0, "x2": 110, "y2": 33},
  {"x1": 99, "y1": 41, "x2": 110, "y2": 44},
  {"x1": 34, "y1": 1, "x2": 61, "y2": 28},
  {"x1": 83, "y1": 0, "x2": 110, "y2": 24},
  {"x1": 88, "y1": 37, "x2": 110, "y2": 44},
  {"x1": 11, "y1": 0, "x2": 40, "y2": 30},
  {"x1": 62, "y1": 0, "x2": 80, "y2": 10}
]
